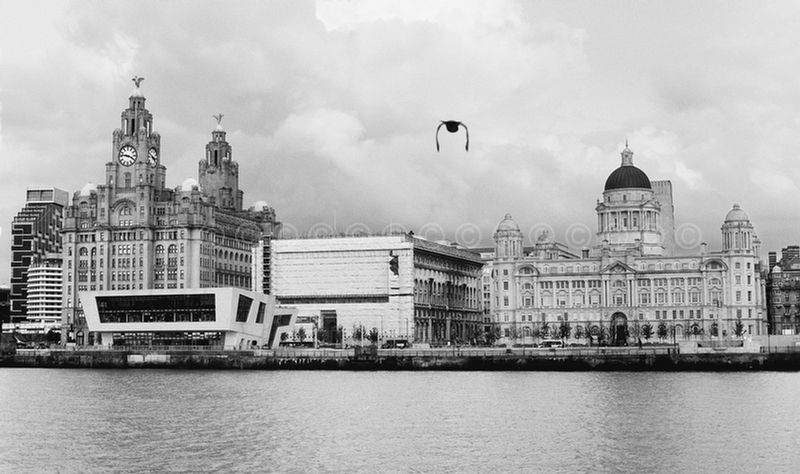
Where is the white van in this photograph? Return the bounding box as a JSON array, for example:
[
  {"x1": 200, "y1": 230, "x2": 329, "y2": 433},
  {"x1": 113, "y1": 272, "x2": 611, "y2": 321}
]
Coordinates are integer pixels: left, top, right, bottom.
[{"x1": 540, "y1": 339, "x2": 564, "y2": 348}]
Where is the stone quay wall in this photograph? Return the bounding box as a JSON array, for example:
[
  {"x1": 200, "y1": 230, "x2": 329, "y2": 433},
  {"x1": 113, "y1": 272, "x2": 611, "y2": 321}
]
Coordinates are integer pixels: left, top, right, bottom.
[{"x1": 2, "y1": 346, "x2": 800, "y2": 371}]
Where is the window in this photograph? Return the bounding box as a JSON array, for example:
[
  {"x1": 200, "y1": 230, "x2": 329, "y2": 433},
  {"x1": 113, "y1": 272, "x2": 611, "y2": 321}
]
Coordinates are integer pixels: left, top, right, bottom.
[
  {"x1": 235, "y1": 295, "x2": 253, "y2": 323},
  {"x1": 639, "y1": 292, "x2": 651, "y2": 305},
  {"x1": 689, "y1": 291, "x2": 701, "y2": 304},
  {"x1": 672, "y1": 291, "x2": 684, "y2": 304},
  {"x1": 557, "y1": 294, "x2": 568, "y2": 307},
  {"x1": 255, "y1": 302, "x2": 266, "y2": 324}
]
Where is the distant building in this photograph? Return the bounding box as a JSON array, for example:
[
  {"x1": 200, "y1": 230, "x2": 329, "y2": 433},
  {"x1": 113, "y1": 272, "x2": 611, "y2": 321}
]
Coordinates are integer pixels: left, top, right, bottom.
[
  {"x1": 488, "y1": 145, "x2": 767, "y2": 345},
  {"x1": 59, "y1": 79, "x2": 279, "y2": 346},
  {"x1": 0, "y1": 285, "x2": 10, "y2": 328},
  {"x1": 10, "y1": 187, "x2": 68, "y2": 324},
  {"x1": 269, "y1": 234, "x2": 483, "y2": 346},
  {"x1": 765, "y1": 246, "x2": 800, "y2": 335},
  {"x1": 80, "y1": 287, "x2": 296, "y2": 349}
]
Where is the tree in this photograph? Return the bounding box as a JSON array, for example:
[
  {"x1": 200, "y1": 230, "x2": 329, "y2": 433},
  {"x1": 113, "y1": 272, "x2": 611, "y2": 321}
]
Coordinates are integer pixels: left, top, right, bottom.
[
  {"x1": 368, "y1": 327, "x2": 379, "y2": 345},
  {"x1": 629, "y1": 324, "x2": 640, "y2": 340},
  {"x1": 574, "y1": 325, "x2": 584, "y2": 341},
  {"x1": 558, "y1": 321, "x2": 571, "y2": 341},
  {"x1": 483, "y1": 325, "x2": 501, "y2": 346},
  {"x1": 690, "y1": 323, "x2": 702, "y2": 339},
  {"x1": 641, "y1": 323, "x2": 654, "y2": 341},
  {"x1": 280, "y1": 332, "x2": 289, "y2": 344},
  {"x1": 296, "y1": 327, "x2": 307, "y2": 345},
  {"x1": 541, "y1": 322, "x2": 551, "y2": 339},
  {"x1": 709, "y1": 322, "x2": 719, "y2": 338},
  {"x1": 352, "y1": 324, "x2": 365, "y2": 343},
  {"x1": 657, "y1": 322, "x2": 668, "y2": 342},
  {"x1": 733, "y1": 320, "x2": 745, "y2": 338}
]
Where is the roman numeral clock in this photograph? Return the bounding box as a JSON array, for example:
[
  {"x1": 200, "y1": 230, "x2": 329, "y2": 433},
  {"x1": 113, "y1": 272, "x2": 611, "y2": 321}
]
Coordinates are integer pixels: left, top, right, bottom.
[{"x1": 118, "y1": 145, "x2": 137, "y2": 166}]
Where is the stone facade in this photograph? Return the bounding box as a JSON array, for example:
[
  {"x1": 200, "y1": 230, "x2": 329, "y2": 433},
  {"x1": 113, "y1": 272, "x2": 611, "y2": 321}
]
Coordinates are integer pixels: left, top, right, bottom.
[
  {"x1": 489, "y1": 145, "x2": 767, "y2": 345},
  {"x1": 766, "y1": 246, "x2": 800, "y2": 335},
  {"x1": 59, "y1": 79, "x2": 279, "y2": 345}
]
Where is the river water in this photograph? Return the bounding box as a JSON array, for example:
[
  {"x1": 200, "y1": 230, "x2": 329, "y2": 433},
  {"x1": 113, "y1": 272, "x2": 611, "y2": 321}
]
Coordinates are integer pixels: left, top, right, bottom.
[{"x1": 0, "y1": 369, "x2": 797, "y2": 473}]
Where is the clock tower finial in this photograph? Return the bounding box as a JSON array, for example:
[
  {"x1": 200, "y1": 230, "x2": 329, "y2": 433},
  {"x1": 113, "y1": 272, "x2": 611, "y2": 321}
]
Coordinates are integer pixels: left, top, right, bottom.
[{"x1": 132, "y1": 76, "x2": 144, "y2": 88}]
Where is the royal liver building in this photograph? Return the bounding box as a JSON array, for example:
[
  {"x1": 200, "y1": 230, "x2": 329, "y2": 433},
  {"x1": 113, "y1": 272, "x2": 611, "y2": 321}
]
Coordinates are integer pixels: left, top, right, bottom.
[
  {"x1": 60, "y1": 78, "x2": 278, "y2": 345},
  {"x1": 490, "y1": 144, "x2": 766, "y2": 345}
]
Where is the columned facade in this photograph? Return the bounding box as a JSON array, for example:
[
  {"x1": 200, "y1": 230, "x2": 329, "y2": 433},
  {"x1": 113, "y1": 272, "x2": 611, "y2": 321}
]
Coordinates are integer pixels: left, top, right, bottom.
[{"x1": 489, "y1": 144, "x2": 766, "y2": 345}]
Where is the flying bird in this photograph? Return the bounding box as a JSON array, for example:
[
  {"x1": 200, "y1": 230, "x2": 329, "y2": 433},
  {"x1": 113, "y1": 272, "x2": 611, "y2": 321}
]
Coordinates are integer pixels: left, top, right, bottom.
[{"x1": 436, "y1": 120, "x2": 469, "y2": 152}]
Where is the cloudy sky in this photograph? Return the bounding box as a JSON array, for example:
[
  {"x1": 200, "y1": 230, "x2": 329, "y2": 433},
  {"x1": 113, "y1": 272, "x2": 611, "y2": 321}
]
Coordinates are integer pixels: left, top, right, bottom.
[{"x1": 2, "y1": 0, "x2": 800, "y2": 283}]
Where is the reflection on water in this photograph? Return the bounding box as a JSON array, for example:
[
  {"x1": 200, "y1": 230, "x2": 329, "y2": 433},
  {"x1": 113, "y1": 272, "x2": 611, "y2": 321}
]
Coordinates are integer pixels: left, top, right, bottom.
[{"x1": 0, "y1": 370, "x2": 798, "y2": 473}]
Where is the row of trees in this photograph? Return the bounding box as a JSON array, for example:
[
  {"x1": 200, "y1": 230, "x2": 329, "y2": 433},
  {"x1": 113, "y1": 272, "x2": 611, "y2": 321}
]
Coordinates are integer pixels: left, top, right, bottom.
[
  {"x1": 497, "y1": 319, "x2": 748, "y2": 344},
  {"x1": 280, "y1": 319, "x2": 749, "y2": 347}
]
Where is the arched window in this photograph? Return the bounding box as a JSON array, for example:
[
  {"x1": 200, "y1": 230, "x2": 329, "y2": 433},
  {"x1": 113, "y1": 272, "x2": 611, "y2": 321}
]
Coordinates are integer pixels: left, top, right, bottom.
[
  {"x1": 156, "y1": 245, "x2": 165, "y2": 254},
  {"x1": 168, "y1": 244, "x2": 177, "y2": 254},
  {"x1": 79, "y1": 248, "x2": 89, "y2": 256}
]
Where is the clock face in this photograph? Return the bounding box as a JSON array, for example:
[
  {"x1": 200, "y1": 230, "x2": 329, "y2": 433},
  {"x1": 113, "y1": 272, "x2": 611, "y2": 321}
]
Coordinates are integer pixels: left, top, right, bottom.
[
  {"x1": 148, "y1": 147, "x2": 159, "y2": 167},
  {"x1": 118, "y1": 145, "x2": 137, "y2": 166}
]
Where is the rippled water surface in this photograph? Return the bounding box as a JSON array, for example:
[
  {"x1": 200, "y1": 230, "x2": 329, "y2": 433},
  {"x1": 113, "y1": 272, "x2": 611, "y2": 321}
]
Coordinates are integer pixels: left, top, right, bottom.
[{"x1": 1, "y1": 369, "x2": 798, "y2": 473}]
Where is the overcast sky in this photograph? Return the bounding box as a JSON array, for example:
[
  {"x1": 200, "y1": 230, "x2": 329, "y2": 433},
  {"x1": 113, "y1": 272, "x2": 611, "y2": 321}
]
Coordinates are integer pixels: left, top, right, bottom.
[{"x1": 2, "y1": 0, "x2": 800, "y2": 284}]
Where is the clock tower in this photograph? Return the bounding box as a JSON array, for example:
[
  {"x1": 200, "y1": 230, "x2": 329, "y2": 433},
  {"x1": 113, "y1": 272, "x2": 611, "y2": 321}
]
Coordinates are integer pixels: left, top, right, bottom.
[{"x1": 107, "y1": 76, "x2": 165, "y2": 192}]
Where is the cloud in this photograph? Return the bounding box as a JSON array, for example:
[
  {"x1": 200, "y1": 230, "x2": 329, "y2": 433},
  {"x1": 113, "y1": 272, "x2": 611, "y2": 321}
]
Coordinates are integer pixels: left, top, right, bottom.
[{"x1": 4, "y1": 1, "x2": 800, "y2": 283}]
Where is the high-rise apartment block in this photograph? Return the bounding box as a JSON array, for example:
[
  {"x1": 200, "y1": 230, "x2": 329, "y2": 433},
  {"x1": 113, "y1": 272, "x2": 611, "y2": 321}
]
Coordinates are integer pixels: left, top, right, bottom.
[{"x1": 10, "y1": 187, "x2": 68, "y2": 324}]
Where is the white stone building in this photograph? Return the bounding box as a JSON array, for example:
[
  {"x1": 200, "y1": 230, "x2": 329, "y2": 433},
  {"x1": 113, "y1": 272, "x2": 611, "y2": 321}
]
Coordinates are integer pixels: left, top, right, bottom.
[{"x1": 489, "y1": 145, "x2": 767, "y2": 345}]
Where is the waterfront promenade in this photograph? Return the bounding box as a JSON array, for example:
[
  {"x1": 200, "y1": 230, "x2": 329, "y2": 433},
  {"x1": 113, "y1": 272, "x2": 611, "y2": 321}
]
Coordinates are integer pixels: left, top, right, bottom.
[{"x1": 3, "y1": 342, "x2": 800, "y2": 371}]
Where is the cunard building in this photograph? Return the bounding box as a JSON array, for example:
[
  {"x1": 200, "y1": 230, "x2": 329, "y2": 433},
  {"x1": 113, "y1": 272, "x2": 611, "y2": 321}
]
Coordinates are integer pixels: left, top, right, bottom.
[
  {"x1": 489, "y1": 144, "x2": 767, "y2": 345},
  {"x1": 60, "y1": 78, "x2": 279, "y2": 345}
]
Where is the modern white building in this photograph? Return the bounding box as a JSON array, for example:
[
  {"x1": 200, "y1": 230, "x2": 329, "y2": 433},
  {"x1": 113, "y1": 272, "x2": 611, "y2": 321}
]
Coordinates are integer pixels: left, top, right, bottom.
[
  {"x1": 80, "y1": 287, "x2": 297, "y2": 349},
  {"x1": 267, "y1": 234, "x2": 483, "y2": 346}
]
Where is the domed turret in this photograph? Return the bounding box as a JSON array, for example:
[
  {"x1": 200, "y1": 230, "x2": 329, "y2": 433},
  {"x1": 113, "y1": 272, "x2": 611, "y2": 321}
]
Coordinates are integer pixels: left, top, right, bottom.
[
  {"x1": 595, "y1": 143, "x2": 663, "y2": 256},
  {"x1": 80, "y1": 182, "x2": 97, "y2": 196},
  {"x1": 250, "y1": 200, "x2": 269, "y2": 211},
  {"x1": 536, "y1": 229, "x2": 554, "y2": 244},
  {"x1": 724, "y1": 204, "x2": 749, "y2": 223},
  {"x1": 496, "y1": 213, "x2": 520, "y2": 232},
  {"x1": 493, "y1": 213, "x2": 523, "y2": 259},
  {"x1": 178, "y1": 178, "x2": 202, "y2": 192},
  {"x1": 604, "y1": 145, "x2": 652, "y2": 191},
  {"x1": 721, "y1": 203, "x2": 757, "y2": 255}
]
